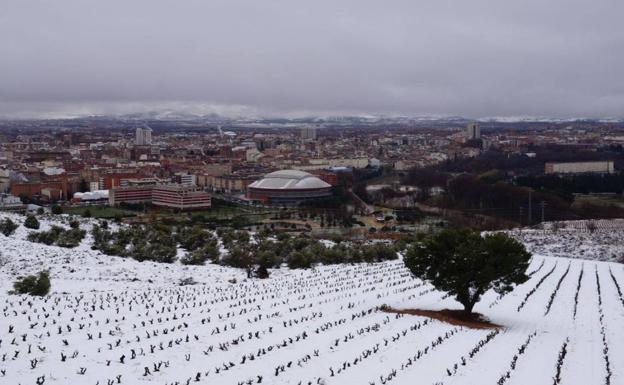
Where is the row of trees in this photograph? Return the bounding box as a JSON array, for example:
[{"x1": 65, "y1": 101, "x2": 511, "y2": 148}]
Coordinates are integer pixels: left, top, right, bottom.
[
  {"x1": 5, "y1": 213, "x2": 533, "y2": 316},
  {"x1": 89, "y1": 222, "x2": 399, "y2": 277},
  {"x1": 91, "y1": 222, "x2": 177, "y2": 263},
  {"x1": 215, "y1": 228, "x2": 399, "y2": 277},
  {"x1": 517, "y1": 172, "x2": 624, "y2": 196},
  {"x1": 27, "y1": 224, "x2": 86, "y2": 248}
]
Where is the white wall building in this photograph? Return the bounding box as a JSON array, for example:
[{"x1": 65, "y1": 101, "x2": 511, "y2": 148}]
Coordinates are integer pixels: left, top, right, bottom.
[
  {"x1": 0, "y1": 193, "x2": 23, "y2": 208},
  {"x1": 545, "y1": 161, "x2": 614, "y2": 174}
]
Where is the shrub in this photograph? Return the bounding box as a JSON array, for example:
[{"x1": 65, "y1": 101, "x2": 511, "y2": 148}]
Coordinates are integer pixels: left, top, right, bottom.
[
  {"x1": 24, "y1": 215, "x2": 40, "y2": 229},
  {"x1": 82, "y1": 208, "x2": 92, "y2": 218},
  {"x1": 222, "y1": 245, "x2": 253, "y2": 269},
  {"x1": 91, "y1": 224, "x2": 176, "y2": 263},
  {"x1": 0, "y1": 218, "x2": 19, "y2": 236},
  {"x1": 176, "y1": 226, "x2": 215, "y2": 252},
  {"x1": 181, "y1": 243, "x2": 220, "y2": 265},
  {"x1": 12, "y1": 271, "x2": 51, "y2": 296},
  {"x1": 27, "y1": 226, "x2": 62, "y2": 245},
  {"x1": 56, "y1": 228, "x2": 86, "y2": 248},
  {"x1": 51, "y1": 205, "x2": 63, "y2": 215},
  {"x1": 179, "y1": 277, "x2": 197, "y2": 286},
  {"x1": 254, "y1": 265, "x2": 270, "y2": 279},
  {"x1": 27, "y1": 226, "x2": 85, "y2": 248},
  {"x1": 287, "y1": 251, "x2": 313, "y2": 269}
]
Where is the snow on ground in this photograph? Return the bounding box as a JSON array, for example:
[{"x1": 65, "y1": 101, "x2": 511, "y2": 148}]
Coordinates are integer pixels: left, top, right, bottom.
[
  {"x1": 0, "y1": 213, "x2": 622, "y2": 385},
  {"x1": 507, "y1": 220, "x2": 624, "y2": 263}
]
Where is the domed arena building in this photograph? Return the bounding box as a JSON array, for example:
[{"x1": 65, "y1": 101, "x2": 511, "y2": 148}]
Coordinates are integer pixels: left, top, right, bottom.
[{"x1": 247, "y1": 170, "x2": 333, "y2": 205}]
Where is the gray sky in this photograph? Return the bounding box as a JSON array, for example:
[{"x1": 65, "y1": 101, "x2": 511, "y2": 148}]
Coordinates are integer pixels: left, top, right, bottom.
[{"x1": 1, "y1": 0, "x2": 623, "y2": 119}]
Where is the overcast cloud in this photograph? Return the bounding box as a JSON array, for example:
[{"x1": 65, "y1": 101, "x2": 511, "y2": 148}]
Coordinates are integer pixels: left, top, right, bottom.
[{"x1": 1, "y1": 0, "x2": 623, "y2": 119}]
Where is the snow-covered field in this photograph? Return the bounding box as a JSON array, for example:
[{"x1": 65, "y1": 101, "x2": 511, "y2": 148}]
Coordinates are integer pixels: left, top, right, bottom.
[
  {"x1": 507, "y1": 220, "x2": 624, "y2": 263},
  {"x1": 1, "y1": 213, "x2": 622, "y2": 385}
]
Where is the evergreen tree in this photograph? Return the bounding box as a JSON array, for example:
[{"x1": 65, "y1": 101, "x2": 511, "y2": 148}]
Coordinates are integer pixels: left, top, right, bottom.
[
  {"x1": 404, "y1": 229, "x2": 531, "y2": 315},
  {"x1": 13, "y1": 271, "x2": 51, "y2": 296},
  {"x1": 0, "y1": 218, "x2": 19, "y2": 236},
  {"x1": 24, "y1": 215, "x2": 40, "y2": 229}
]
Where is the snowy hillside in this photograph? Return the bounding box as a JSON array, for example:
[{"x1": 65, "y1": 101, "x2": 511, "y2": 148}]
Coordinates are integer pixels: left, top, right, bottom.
[
  {"x1": 0, "y1": 213, "x2": 622, "y2": 385},
  {"x1": 507, "y1": 220, "x2": 624, "y2": 263}
]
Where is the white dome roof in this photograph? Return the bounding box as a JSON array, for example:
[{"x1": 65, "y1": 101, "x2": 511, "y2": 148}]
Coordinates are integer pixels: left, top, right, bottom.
[{"x1": 249, "y1": 170, "x2": 331, "y2": 190}]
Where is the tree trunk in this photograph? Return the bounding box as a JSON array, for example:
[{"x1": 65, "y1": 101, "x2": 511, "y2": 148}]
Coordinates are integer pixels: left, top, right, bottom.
[
  {"x1": 458, "y1": 289, "x2": 480, "y2": 316},
  {"x1": 463, "y1": 301, "x2": 475, "y2": 316}
]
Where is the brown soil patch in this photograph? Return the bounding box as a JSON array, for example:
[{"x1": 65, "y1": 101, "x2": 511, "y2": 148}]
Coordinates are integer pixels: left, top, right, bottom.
[{"x1": 382, "y1": 307, "x2": 501, "y2": 330}]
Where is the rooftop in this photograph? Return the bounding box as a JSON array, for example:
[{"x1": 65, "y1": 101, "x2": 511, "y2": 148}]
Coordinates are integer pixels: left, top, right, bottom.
[{"x1": 249, "y1": 169, "x2": 331, "y2": 190}]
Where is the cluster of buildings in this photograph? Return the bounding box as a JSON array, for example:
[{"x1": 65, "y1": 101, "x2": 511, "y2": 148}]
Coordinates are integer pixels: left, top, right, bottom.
[{"x1": 0, "y1": 118, "x2": 622, "y2": 211}]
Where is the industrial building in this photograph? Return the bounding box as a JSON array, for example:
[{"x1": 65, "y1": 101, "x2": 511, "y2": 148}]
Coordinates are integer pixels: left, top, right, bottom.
[{"x1": 247, "y1": 169, "x2": 332, "y2": 205}]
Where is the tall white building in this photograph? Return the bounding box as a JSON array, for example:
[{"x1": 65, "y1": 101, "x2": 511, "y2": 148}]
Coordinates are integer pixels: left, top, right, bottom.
[
  {"x1": 466, "y1": 122, "x2": 480, "y2": 140},
  {"x1": 135, "y1": 127, "x2": 153, "y2": 146}
]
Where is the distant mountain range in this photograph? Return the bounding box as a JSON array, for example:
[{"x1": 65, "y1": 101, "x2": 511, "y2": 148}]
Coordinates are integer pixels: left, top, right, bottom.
[
  {"x1": 110, "y1": 111, "x2": 624, "y2": 124},
  {"x1": 2, "y1": 111, "x2": 623, "y2": 125}
]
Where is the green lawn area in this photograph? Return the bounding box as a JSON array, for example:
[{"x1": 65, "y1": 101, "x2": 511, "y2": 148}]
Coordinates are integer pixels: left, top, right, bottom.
[{"x1": 65, "y1": 206, "x2": 137, "y2": 219}]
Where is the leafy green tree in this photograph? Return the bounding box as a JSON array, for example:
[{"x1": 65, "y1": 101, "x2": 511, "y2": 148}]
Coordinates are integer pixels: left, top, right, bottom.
[
  {"x1": 181, "y1": 243, "x2": 220, "y2": 265},
  {"x1": 0, "y1": 218, "x2": 19, "y2": 236},
  {"x1": 404, "y1": 229, "x2": 531, "y2": 315},
  {"x1": 359, "y1": 243, "x2": 397, "y2": 263},
  {"x1": 24, "y1": 215, "x2": 40, "y2": 229},
  {"x1": 223, "y1": 245, "x2": 252, "y2": 269},
  {"x1": 56, "y1": 228, "x2": 86, "y2": 248},
  {"x1": 287, "y1": 251, "x2": 312, "y2": 269},
  {"x1": 176, "y1": 226, "x2": 215, "y2": 252}
]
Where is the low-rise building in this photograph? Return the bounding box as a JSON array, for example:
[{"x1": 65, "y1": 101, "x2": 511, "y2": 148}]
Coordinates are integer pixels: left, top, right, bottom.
[
  {"x1": 152, "y1": 185, "x2": 211, "y2": 210},
  {"x1": 0, "y1": 193, "x2": 23, "y2": 209},
  {"x1": 109, "y1": 185, "x2": 154, "y2": 206},
  {"x1": 545, "y1": 161, "x2": 614, "y2": 174},
  {"x1": 109, "y1": 183, "x2": 211, "y2": 210}
]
